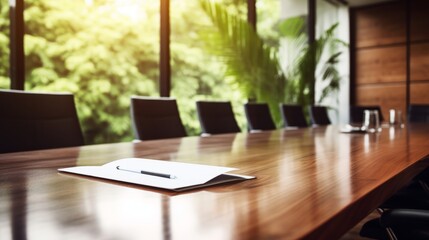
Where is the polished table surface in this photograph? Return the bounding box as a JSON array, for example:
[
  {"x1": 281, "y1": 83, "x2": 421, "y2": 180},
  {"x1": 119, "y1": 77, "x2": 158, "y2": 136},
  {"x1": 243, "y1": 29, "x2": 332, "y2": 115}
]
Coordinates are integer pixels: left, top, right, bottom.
[{"x1": 1, "y1": 125, "x2": 429, "y2": 240}]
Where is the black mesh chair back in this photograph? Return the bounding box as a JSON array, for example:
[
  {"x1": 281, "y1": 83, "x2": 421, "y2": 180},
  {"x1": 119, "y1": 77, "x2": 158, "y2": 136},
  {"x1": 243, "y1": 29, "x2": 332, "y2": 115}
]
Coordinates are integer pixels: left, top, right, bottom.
[
  {"x1": 131, "y1": 97, "x2": 187, "y2": 141},
  {"x1": 244, "y1": 103, "x2": 276, "y2": 131},
  {"x1": 408, "y1": 104, "x2": 429, "y2": 123},
  {"x1": 350, "y1": 105, "x2": 384, "y2": 123},
  {"x1": 309, "y1": 105, "x2": 331, "y2": 125},
  {"x1": 0, "y1": 90, "x2": 84, "y2": 153},
  {"x1": 280, "y1": 104, "x2": 308, "y2": 128},
  {"x1": 196, "y1": 101, "x2": 241, "y2": 135}
]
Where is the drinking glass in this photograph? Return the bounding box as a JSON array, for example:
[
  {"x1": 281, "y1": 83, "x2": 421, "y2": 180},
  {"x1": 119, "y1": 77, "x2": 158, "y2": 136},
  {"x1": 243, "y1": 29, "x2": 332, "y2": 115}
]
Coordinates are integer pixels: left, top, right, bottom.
[{"x1": 363, "y1": 110, "x2": 381, "y2": 133}]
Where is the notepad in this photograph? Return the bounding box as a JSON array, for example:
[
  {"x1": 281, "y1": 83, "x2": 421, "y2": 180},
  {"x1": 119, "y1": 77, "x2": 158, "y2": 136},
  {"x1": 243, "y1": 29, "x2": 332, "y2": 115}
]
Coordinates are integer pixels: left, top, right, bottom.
[{"x1": 58, "y1": 158, "x2": 255, "y2": 191}]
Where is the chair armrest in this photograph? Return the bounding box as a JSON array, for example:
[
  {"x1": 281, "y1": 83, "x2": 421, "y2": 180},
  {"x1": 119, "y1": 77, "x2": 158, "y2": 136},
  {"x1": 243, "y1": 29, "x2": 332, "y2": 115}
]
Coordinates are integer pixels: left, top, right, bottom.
[{"x1": 380, "y1": 209, "x2": 429, "y2": 229}]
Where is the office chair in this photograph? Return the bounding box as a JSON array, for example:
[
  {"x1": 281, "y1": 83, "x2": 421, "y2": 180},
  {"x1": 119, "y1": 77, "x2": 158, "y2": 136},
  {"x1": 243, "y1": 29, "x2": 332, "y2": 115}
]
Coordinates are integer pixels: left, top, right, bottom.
[
  {"x1": 0, "y1": 90, "x2": 84, "y2": 153},
  {"x1": 280, "y1": 104, "x2": 308, "y2": 128},
  {"x1": 309, "y1": 105, "x2": 331, "y2": 125},
  {"x1": 196, "y1": 101, "x2": 241, "y2": 135},
  {"x1": 244, "y1": 103, "x2": 276, "y2": 131},
  {"x1": 350, "y1": 105, "x2": 384, "y2": 124},
  {"x1": 360, "y1": 209, "x2": 429, "y2": 240},
  {"x1": 360, "y1": 167, "x2": 429, "y2": 239},
  {"x1": 366, "y1": 104, "x2": 429, "y2": 219},
  {"x1": 408, "y1": 104, "x2": 429, "y2": 123},
  {"x1": 130, "y1": 96, "x2": 187, "y2": 141}
]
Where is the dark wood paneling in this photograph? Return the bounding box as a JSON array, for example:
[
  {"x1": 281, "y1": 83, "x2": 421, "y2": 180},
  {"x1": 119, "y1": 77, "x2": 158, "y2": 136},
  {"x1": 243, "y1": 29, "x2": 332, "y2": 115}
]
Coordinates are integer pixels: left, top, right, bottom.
[
  {"x1": 356, "y1": 84, "x2": 406, "y2": 119},
  {"x1": 411, "y1": 43, "x2": 429, "y2": 81},
  {"x1": 160, "y1": 0, "x2": 170, "y2": 97},
  {"x1": 411, "y1": 82, "x2": 429, "y2": 104},
  {"x1": 350, "y1": 8, "x2": 357, "y2": 104},
  {"x1": 352, "y1": 0, "x2": 429, "y2": 115},
  {"x1": 354, "y1": 2, "x2": 406, "y2": 48},
  {"x1": 10, "y1": 0, "x2": 25, "y2": 90},
  {"x1": 247, "y1": 0, "x2": 257, "y2": 30},
  {"x1": 411, "y1": 0, "x2": 429, "y2": 42},
  {"x1": 356, "y1": 46, "x2": 406, "y2": 84}
]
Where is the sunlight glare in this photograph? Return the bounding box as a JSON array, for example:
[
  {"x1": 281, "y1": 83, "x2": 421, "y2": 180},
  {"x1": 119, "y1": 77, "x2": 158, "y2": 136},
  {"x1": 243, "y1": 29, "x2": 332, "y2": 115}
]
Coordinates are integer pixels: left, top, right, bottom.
[{"x1": 114, "y1": 0, "x2": 146, "y2": 22}]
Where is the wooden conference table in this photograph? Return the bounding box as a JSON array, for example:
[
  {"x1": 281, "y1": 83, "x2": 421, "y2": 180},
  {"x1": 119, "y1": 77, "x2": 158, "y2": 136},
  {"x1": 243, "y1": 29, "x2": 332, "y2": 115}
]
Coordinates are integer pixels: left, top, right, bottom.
[{"x1": 1, "y1": 125, "x2": 429, "y2": 240}]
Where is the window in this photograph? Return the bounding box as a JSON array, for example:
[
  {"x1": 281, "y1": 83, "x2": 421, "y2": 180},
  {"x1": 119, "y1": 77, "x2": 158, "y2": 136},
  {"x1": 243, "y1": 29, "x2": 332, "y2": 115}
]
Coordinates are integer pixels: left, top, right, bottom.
[
  {"x1": 170, "y1": 0, "x2": 247, "y2": 134},
  {"x1": 24, "y1": 0, "x2": 160, "y2": 143}
]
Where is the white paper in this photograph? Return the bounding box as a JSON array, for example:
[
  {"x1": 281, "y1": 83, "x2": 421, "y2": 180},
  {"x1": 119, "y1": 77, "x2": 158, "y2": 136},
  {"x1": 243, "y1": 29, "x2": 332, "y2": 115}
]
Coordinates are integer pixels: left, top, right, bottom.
[
  {"x1": 58, "y1": 158, "x2": 253, "y2": 191},
  {"x1": 340, "y1": 124, "x2": 366, "y2": 133}
]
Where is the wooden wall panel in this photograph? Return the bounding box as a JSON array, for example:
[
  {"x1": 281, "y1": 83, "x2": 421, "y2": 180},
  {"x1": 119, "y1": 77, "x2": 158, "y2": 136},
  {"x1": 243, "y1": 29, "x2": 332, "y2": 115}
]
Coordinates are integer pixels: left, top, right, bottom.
[
  {"x1": 411, "y1": 43, "x2": 429, "y2": 81},
  {"x1": 356, "y1": 46, "x2": 406, "y2": 84},
  {"x1": 411, "y1": 82, "x2": 429, "y2": 104},
  {"x1": 356, "y1": 84, "x2": 406, "y2": 120},
  {"x1": 354, "y1": 2, "x2": 405, "y2": 48},
  {"x1": 351, "y1": 1, "x2": 429, "y2": 122},
  {"x1": 411, "y1": 0, "x2": 429, "y2": 42}
]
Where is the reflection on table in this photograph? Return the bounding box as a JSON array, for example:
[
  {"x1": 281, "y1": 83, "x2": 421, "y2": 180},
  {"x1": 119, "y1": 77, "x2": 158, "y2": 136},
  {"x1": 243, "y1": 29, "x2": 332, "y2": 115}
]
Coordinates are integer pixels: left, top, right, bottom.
[{"x1": 1, "y1": 125, "x2": 429, "y2": 239}]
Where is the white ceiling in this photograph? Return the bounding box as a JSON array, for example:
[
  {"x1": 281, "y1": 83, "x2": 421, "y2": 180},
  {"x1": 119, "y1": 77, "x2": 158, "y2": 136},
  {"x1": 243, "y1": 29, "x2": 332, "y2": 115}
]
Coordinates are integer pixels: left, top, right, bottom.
[{"x1": 347, "y1": 0, "x2": 394, "y2": 7}]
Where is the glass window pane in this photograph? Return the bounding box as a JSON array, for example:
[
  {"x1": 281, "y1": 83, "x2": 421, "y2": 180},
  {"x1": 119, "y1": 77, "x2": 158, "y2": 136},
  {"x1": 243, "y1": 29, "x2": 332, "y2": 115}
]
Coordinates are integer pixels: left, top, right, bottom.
[
  {"x1": 316, "y1": 0, "x2": 349, "y2": 123},
  {"x1": 24, "y1": 0, "x2": 160, "y2": 144},
  {"x1": 258, "y1": 0, "x2": 303, "y2": 122},
  {"x1": 170, "y1": 0, "x2": 247, "y2": 135},
  {"x1": 257, "y1": 0, "x2": 280, "y2": 42},
  {"x1": 278, "y1": 0, "x2": 308, "y2": 74}
]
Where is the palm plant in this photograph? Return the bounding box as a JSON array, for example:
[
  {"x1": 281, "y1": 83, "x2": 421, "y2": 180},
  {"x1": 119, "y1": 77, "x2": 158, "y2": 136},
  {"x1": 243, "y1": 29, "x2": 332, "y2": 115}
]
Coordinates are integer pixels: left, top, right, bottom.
[
  {"x1": 279, "y1": 17, "x2": 346, "y2": 106},
  {"x1": 200, "y1": 0, "x2": 345, "y2": 124},
  {"x1": 200, "y1": 0, "x2": 287, "y2": 125}
]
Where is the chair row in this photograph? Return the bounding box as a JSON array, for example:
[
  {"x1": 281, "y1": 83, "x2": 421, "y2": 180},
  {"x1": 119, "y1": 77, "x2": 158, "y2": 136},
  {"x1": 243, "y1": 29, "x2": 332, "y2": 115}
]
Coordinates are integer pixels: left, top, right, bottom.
[
  {"x1": 247, "y1": 103, "x2": 331, "y2": 130},
  {"x1": 0, "y1": 90, "x2": 329, "y2": 153},
  {"x1": 2, "y1": 89, "x2": 429, "y2": 153},
  {"x1": 131, "y1": 97, "x2": 331, "y2": 140}
]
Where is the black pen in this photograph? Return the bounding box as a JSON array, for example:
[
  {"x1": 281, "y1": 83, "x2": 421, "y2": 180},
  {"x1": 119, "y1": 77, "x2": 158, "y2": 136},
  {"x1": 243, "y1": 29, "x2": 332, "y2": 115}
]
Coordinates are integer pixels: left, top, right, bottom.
[{"x1": 116, "y1": 166, "x2": 177, "y2": 179}]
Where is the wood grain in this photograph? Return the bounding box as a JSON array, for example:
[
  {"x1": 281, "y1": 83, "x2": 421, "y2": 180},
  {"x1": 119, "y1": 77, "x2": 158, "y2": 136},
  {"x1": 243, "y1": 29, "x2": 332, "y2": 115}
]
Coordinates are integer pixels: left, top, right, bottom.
[
  {"x1": 1, "y1": 126, "x2": 429, "y2": 240},
  {"x1": 411, "y1": 82, "x2": 429, "y2": 104},
  {"x1": 353, "y1": 2, "x2": 406, "y2": 48},
  {"x1": 352, "y1": 0, "x2": 429, "y2": 121},
  {"x1": 355, "y1": 83, "x2": 406, "y2": 119},
  {"x1": 411, "y1": 43, "x2": 429, "y2": 81},
  {"x1": 355, "y1": 46, "x2": 406, "y2": 84},
  {"x1": 411, "y1": 0, "x2": 429, "y2": 42}
]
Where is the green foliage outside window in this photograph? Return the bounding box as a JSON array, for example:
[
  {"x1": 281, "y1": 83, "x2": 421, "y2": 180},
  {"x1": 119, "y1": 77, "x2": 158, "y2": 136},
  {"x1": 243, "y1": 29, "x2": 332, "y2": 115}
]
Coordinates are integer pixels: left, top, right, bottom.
[
  {"x1": 23, "y1": 0, "x2": 160, "y2": 144},
  {"x1": 200, "y1": 0, "x2": 287, "y2": 125},
  {"x1": 0, "y1": 0, "x2": 255, "y2": 144},
  {"x1": 170, "y1": 0, "x2": 247, "y2": 135},
  {"x1": 3, "y1": 0, "x2": 340, "y2": 144}
]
